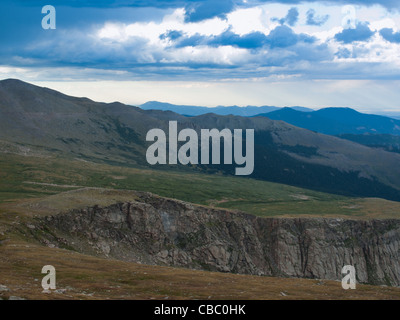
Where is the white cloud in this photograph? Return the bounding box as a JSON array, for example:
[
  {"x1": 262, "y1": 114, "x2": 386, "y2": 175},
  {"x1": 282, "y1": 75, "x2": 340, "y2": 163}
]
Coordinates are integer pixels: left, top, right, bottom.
[
  {"x1": 89, "y1": 3, "x2": 400, "y2": 73},
  {"x1": 227, "y1": 7, "x2": 269, "y2": 35},
  {"x1": 161, "y1": 45, "x2": 250, "y2": 65},
  {"x1": 97, "y1": 8, "x2": 229, "y2": 45}
]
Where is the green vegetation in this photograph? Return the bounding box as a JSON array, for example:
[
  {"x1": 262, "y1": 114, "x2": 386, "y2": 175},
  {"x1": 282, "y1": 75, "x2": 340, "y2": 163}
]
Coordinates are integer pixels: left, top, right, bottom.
[
  {"x1": 337, "y1": 133, "x2": 400, "y2": 154},
  {"x1": 1, "y1": 153, "x2": 400, "y2": 219},
  {"x1": 0, "y1": 153, "x2": 399, "y2": 300}
]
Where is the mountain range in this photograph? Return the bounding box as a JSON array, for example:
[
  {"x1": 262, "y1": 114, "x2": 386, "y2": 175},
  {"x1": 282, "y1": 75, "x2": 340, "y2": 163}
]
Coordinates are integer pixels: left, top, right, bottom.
[
  {"x1": 260, "y1": 107, "x2": 400, "y2": 136},
  {"x1": 2, "y1": 79, "x2": 400, "y2": 201},
  {"x1": 140, "y1": 101, "x2": 313, "y2": 116},
  {"x1": 141, "y1": 102, "x2": 400, "y2": 136},
  {"x1": 141, "y1": 102, "x2": 400, "y2": 154}
]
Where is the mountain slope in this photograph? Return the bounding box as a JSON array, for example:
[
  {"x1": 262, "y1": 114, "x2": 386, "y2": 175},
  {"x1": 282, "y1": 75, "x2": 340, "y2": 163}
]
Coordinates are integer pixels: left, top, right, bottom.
[
  {"x1": 0, "y1": 79, "x2": 178, "y2": 166},
  {"x1": 260, "y1": 107, "x2": 400, "y2": 135},
  {"x1": 337, "y1": 133, "x2": 400, "y2": 154},
  {"x1": 2, "y1": 79, "x2": 400, "y2": 201}
]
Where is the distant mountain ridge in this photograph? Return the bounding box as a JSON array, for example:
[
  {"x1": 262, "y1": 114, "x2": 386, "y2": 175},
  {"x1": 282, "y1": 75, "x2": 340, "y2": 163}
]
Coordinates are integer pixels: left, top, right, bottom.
[
  {"x1": 140, "y1": 101, "x2": 313, "y2": 116},
  {"x1": 2, "y1": 79, "x2": 400, "y2": 201},
  {"x1": 259, "y1": 107, "x2": 400, "y2": 136},
  {"x1": 141, "y1": 102, "x2": 400, "y2": 137}
]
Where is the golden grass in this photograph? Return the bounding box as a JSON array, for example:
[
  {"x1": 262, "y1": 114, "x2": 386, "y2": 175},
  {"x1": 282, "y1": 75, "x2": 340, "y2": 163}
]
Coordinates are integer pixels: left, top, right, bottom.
[{"x1": 1, "y1": 238, "x2": 399, "y2": 300}]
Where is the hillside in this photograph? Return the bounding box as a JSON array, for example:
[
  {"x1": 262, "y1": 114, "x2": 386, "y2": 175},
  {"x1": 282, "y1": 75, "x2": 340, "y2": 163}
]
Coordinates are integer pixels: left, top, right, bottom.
[
  {"x1": 4, "y1": 152, "x2": 400, "y2": 220},
  {"x1": 2, "y1": 79, "x2": 400, "y2": 201},
  {"x1": 337, "y1": 133, "x2": 400, "y2": 154}
]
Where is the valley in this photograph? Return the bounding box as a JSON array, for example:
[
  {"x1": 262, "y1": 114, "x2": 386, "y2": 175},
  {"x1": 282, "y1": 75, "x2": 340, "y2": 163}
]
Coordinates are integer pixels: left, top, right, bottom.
[{"x1": 1, "y1": 79, "x2": 400, "y2": 300}]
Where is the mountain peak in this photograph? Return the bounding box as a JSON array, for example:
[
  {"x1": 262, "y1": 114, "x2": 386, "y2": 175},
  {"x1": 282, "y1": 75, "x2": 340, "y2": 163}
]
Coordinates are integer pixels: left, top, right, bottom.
[
  {"x1": 313, "y1": 108, "x2": 365, "y2": 119},
  {"x1": 0, "y1": 78, "x2": 33, "y2": 87}
]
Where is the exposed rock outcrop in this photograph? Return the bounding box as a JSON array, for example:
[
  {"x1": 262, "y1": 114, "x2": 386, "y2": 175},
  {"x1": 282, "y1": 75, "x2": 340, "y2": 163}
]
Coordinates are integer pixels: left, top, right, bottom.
[{"x1": 35, "y1": 192, "x2": 400, "y2": 286}]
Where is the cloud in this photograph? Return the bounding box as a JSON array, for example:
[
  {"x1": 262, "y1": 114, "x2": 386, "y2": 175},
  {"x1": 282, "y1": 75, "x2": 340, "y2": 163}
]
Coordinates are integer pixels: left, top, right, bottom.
[
  {"x1": 173, "y1": 30, "x2": 268, "y2": 49},
  {"x1": 335, "y1": 47, "x2": 353, "y2": 59},
  {"x1": 257, "y1": 0, "x2": 400, "y2": 10},
  {"x1": 184, "y1": 0, "x2": 235, "y2": 22},
  {"x1": 1, "y1": 0, "x2": 400, "y2": 85},
  {"x1": 172, "y1": 25, "x2": 316, "y2": 51},
  {"x1": 271, "y1": 7, "x2": 299, "y2": 26},
  {"x1": 266, "y1": 26, "x2": 299, "y2": 48},
  {"x1": 379, "y1": 28, "x2": 400, "y2": 43},
  {"x1": 10, "y1": 0, "x2": 400, "y2": 10},
  {"x1": 266, "y1": 25, "x2": 315, "y2": 48},
  {"x1": 285, "y1": 7, "x2": 299, "y2": 26},
  {"x1": 160, "y1": 30, "x2": 184, "y2": 41},
  {"x1": 209, "y1": 31, "x2": 268, "y2": 49},
  {"x1": 306, "y1": 9, "x2": 329, "y2": 26},
  {"x1": 334, "y1": 23, "x2": 375, "y2": 43},
  {"x1": 175, "y1": 33, "x2": 207, "y2": 47}
]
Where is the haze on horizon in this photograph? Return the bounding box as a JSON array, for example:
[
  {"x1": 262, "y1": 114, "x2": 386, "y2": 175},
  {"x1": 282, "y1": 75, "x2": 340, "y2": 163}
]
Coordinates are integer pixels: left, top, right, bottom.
[{"x1": 1, "y1": 0, "x2": 400, "y2": 113}]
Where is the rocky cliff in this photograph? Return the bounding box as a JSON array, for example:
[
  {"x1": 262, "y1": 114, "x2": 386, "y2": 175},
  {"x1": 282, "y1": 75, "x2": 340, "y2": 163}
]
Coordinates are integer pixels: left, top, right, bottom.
[{"x1": 34, "y1": 192, "x2": 400, "y2": 286}]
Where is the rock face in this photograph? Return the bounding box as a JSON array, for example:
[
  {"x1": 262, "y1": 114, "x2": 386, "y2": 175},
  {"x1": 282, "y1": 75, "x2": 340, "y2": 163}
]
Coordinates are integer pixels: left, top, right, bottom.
[{"x1": 36, "y1": 192, "x2": 400, "y2": 286}]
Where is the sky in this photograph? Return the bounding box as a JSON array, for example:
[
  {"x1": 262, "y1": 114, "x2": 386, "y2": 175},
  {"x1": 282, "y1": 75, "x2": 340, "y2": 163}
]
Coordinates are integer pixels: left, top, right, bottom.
[{"x1": 1, "y1": 0, "x2": 400, "y2": 112}]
